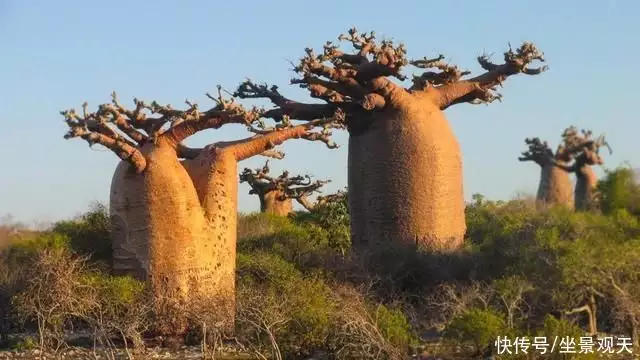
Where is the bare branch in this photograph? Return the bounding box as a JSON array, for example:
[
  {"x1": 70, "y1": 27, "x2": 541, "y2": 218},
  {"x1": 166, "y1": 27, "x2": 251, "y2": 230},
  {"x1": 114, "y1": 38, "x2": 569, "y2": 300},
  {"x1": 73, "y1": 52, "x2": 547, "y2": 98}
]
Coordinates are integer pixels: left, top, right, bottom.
[
  {"x1": 260, "y1": 149, "x2": 285, "y2": 159},
  {"x1": 234, "y1": 80, "x2": 337, "y2": 121},
  {"x1": 60, "y1": 107, "x2": 146, "y2": 173},
  {"x1": 161, "y1": 86, "x2": 265, "y2": 145},
  {"x1": 518, "y1": 137, "x2": 554, "y2": 167},
  {"x1": 409, "y1": 55, "x2": 472, "y2": 89},
  {"x1": 239, "y1": 161, "x2": 330, "y2": 205},
  {"x1": 62, "y1": 88, "x2": 268, "y2": 166},
  {"x1": 433, "y1": 42, "x2": 547, "y2": 109}
]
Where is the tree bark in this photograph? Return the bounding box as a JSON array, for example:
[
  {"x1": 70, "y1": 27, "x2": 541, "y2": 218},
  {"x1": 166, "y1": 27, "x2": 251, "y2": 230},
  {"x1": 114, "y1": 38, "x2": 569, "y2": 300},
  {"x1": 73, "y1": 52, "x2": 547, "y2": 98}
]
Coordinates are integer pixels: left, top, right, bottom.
[
  {"x1": 575, "y1": 166, "x2": 598, "y2": 211},
  {"x1": 535, "y1": 163, "x2": 574, "y2": 209},
  {"x1": 348, "y1": 94, "x2": 466, "y2": 250},
  {"x1": 110, "y1": 143, "x2": 237, "y2": 336},
  {"x1": 259, "y1": 191, "x2": 294, "y2": 216}
]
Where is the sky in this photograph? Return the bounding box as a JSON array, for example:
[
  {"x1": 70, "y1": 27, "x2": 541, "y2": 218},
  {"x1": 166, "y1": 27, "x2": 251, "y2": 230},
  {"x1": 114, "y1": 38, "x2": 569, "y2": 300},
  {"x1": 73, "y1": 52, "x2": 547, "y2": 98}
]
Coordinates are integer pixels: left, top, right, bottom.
[{"x1": 0, "y1": 0, "x2": 638, "y2": 225}]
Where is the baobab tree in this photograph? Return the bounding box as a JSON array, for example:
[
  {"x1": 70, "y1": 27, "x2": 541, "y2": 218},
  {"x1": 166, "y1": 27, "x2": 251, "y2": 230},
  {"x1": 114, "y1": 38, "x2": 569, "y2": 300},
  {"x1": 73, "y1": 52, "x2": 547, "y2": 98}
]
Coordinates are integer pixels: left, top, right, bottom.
[
  {"x1": 60, "y1": 89, "x2": 341, "y2": 335},
  {"x1": 518, "y1": 135, "x2": 576, "y2": 208},
  {"x1": 559, "y1": 127, "x2": 611, "y2": 211},
  {"x1": 519, "y1": 127, "x2": 611, "y2": 210},
  {"x1": 239, "y1": 161, "x2": 330, "y2": 216},
  {"x1": 234, "y1": 27, "x2": 547, "y2": 249}
]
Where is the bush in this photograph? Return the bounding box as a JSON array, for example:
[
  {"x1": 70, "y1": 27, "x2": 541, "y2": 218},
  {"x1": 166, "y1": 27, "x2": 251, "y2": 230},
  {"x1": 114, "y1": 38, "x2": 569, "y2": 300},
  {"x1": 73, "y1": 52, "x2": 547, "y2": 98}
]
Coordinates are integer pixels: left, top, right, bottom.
[
  {"x1": 597, "y1": 166, "x2": 640, "y2": 216},
  {"x1": 237, "y1": 250, "x2": 334, "y2": 358},
  {"x1": 371, "y1": 303, "x2": 416, "y2": 350},
  {"x1": 238, "y1": 213, "x2": 336, "y2": 274},
  {"x1": 12, "y1": 246, "x2": 93, "y2": 349},
  {"x1": 51, "y1": 202, "x2": 111, "y2": 266},
  {"x1": 236, "y1": 241, "x2": 415, "y2": 359},
  {"x1": 443, "y1": 308, "x2": 508, "y2": 353},
  {"x1": 293, "y1": 195, "x2": 351, "y2": 255}
]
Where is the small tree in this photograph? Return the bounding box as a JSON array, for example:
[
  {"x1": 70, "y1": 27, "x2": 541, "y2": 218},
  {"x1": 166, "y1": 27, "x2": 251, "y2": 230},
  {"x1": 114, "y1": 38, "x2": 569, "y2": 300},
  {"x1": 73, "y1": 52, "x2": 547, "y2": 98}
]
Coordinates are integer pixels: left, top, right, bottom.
[
  {"x1": 519, "y1": 126, "x2": 606, "y2": 209},
  {"x1": 597, "y1": 166, "x2": 640, "y2": 216},
  {"x1": 559, "y1": 127, "x2": 611, "y2": 211},
  {"x1": 60, "y1": 88, "x2": 342, "y2": 335},
  {"x1": 239, "y1": 161, "x2": 330, "y2": 216},
  {"x1": 518, "y1": 134, "x2": 576, "y2": 208}
]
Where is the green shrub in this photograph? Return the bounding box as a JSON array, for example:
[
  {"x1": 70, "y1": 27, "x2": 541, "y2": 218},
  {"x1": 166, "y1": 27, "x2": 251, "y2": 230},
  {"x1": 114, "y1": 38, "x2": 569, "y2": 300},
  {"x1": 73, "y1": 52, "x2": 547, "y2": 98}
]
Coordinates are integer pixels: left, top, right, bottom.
[
  {"x1": 238, "y1": 213, "x2": 335, "y2": 273},
  {"x1": 372, "y1": 304, "x2": 417, "y2": 349},
  {"x1": 597, "y1": 166, "x2": 640, "y2": 216},
  {"x1": 236, "y1": 252, "x2": 335, "y2": 358},
  {"x1": 443, "y1": 308, "x2": 508, "y2": 351},
  {"x1": 11, "y1": 336, "x2": 37, "y2": 351},
  {"x1": 4, "y1": 232, "x2": 71, "y2": 268},
  {"x1": 237, "y1": 252, "x2": 303, "y2": 288},
  {"x1": 293, "y1": 195, "x2": 351, "y2": 255},
  {"x1": 51, "y1": 202, "x2": 111, "y2": 265}
]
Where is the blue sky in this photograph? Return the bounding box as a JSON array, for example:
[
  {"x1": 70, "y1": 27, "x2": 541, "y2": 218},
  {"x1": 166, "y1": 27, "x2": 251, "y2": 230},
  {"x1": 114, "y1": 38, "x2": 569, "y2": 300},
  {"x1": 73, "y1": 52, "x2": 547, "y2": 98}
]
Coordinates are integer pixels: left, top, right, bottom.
[{"x1": 1, "y1": 0, "x2": 638, "y2": 225}]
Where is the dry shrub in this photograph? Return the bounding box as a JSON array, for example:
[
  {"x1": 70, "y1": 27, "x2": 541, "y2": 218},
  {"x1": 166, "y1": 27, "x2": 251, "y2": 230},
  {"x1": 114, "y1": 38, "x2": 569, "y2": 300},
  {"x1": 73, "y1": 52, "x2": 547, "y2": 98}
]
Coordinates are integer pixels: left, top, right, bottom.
[
  {"x1": 80, "y1": 274, "x2": 152, "y2": 357},
  {"x1": 12, "y1": 247, "x2": 93, "y2": 351},
  {"x1": 236, "y1": 283, "x2": 291, "y2": 360},
  {"x1": 327, "y1": 284, "x2": 410, "y2": 360},
  {"x1": 11, "y1": 244, "x2": 152, "y2": 359}
]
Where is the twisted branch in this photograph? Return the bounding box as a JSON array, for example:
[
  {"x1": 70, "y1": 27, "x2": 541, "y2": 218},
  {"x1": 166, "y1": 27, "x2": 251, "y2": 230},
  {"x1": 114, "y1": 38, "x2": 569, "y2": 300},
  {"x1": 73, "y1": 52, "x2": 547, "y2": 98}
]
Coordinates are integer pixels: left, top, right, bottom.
[
  {"x1": 233, "y1": 28, "x2": 546, "y2": 135},
  {"x1": 433, "y1": 42, "x2": 548, "y2": 109}
]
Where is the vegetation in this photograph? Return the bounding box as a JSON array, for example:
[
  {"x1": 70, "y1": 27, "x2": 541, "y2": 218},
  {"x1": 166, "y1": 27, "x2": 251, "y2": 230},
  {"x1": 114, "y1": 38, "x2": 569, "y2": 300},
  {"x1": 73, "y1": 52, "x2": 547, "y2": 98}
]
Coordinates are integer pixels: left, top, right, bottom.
[
  {"x1": 233, "y1": 28, "x2": 547, "y2": 250},
  {"x1": 239, "y1": 160, "x2": 331, "y2": 217},
  {"x1": 1, "y1": 167, "x2": 638, "y2": 359},
  {"x1": 518, "y1": 126, "x2": 610, "y2": 210}
]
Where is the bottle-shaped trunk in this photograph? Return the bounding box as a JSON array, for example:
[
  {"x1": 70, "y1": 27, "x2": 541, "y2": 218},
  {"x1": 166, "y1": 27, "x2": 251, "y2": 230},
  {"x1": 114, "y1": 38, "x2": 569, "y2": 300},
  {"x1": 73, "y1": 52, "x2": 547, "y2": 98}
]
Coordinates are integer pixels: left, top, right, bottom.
[
  {"x1": 348, "y1": 103, "x2": 466, "y2": 250},
  {"x1": 536, "y1": 163, "x2": 574, "y2": 209},
  {"x1": 259, "y1": 190, "x2": 293, "y2": 216},
  {"x1": 575, "y1": 166, "x2": 598, "y2": 211},
  {"x1": 110, "y1": 144, "x2": 237, "y2": 335}
]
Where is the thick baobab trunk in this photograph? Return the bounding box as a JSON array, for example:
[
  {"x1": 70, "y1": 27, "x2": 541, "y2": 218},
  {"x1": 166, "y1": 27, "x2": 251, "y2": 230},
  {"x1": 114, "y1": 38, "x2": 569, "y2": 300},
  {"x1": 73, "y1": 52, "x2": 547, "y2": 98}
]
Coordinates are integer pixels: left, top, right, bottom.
[
  {"x1": 536, "y1": 163, "x2": 574, "y2": 208},
  {"x1": 63, "y1": 86, "x2": 338, "y2": 342},
  {"x1": 110, "y1": 143, "x2": 237, "y2": 335},
  {"x1": 233, "y1": 31, "x2": 547, "y2": 251},
  {"x1": 260, "y1": 191, "x2": 293, "y2": 216},
  {"x1": 575, "y1": 166, "x2": 598, "y2": 211},
  {"x1": 349, "y1": 98, "x2": 465, "y2": 250}
]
